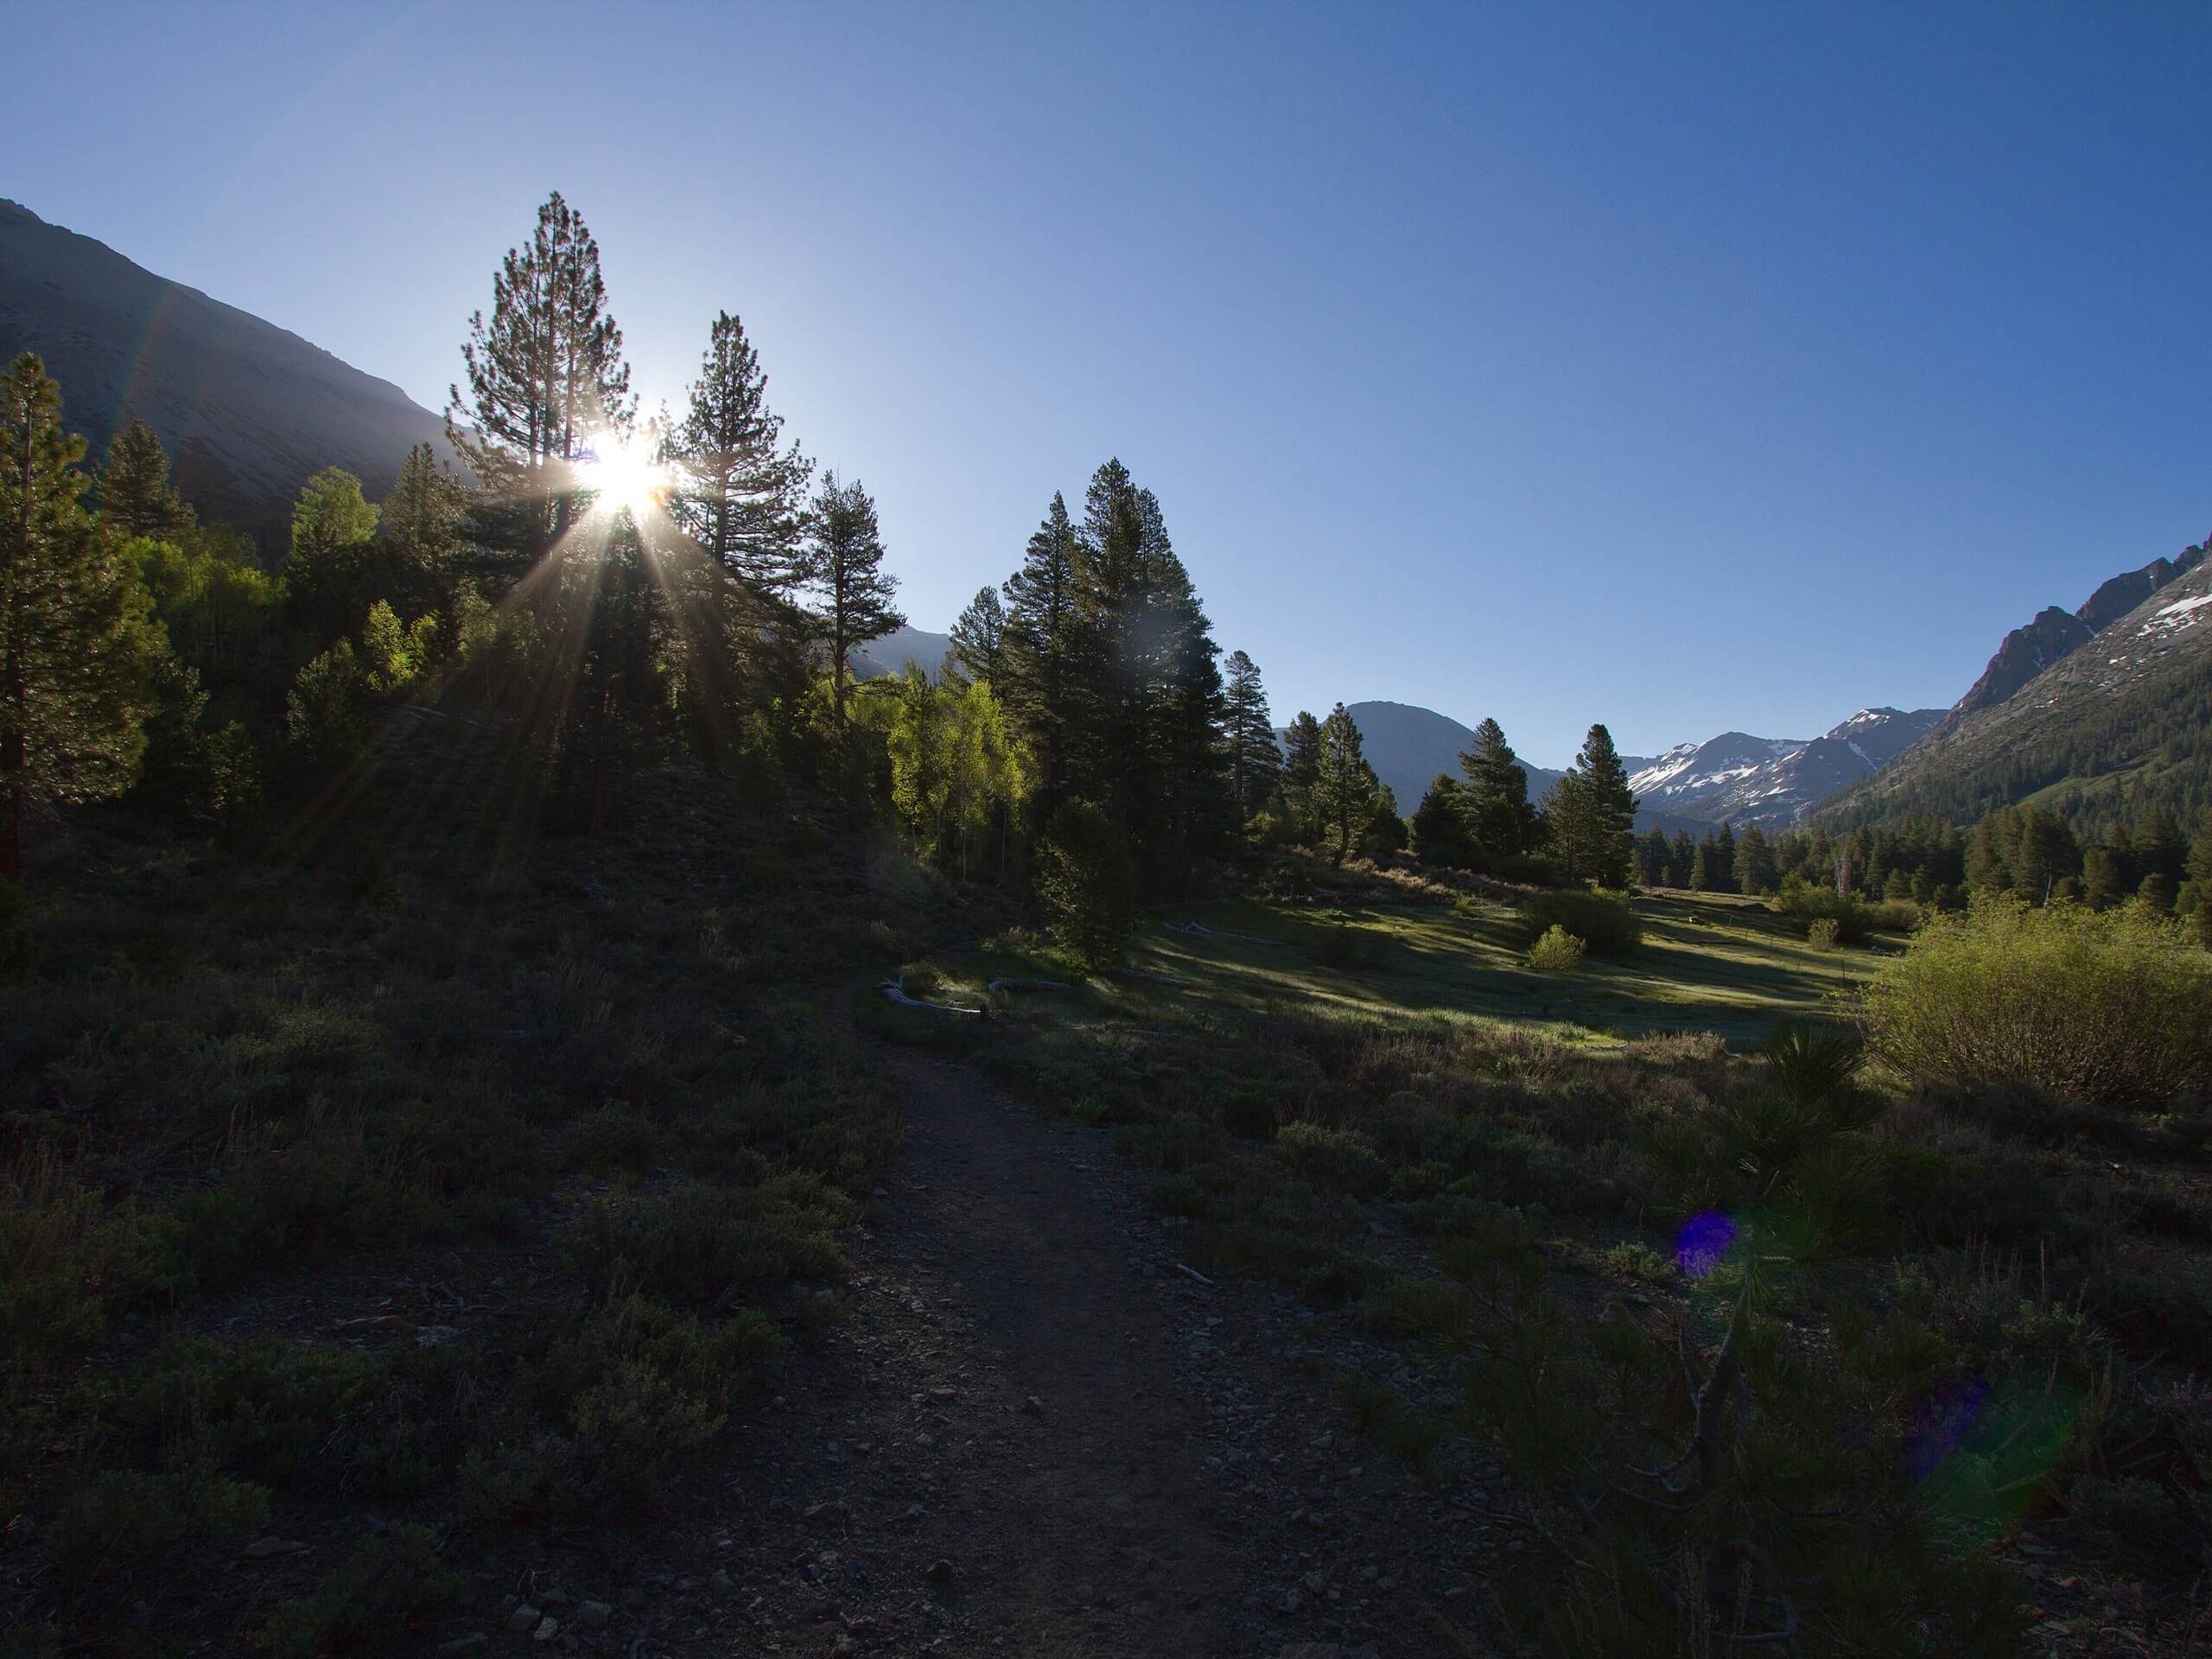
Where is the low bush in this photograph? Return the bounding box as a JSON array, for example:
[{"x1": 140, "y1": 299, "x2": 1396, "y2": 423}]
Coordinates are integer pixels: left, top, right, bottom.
[
  {"x1": 1525, "y1": 925, "x2": 1585, "y2": 971},
  {"x1": 259, "y1": 1525, "x2": 461, "y2": 1659},
  {"x1": 1858, "y1": 897, "x2": 2212, "y2": 1110},
  {"x1": 1808, "y1": 916, "x2": 1842, "y2": 950},
  {"x1": 573, "y1": 1175, "x2": 851, "y2": 1308},
  {"x1": 1275, "y1": 1121, "x2": 1386, "y2": 1195},
  {"x1": 1517, "y1": 888, "x2": 1640, "y2": 956},
  {"x1": 1777, "y1": 873, "x2": 1877, "y2": 943}
]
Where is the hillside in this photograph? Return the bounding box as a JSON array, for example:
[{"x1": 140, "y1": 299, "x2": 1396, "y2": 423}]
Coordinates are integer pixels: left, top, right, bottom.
[
  {"x1": 852, "y1": 624, "x2": 952, "y2": 681},
  {"x1": 1828, "y1": 555, "x2": 2212, "y2": 830},
  {"x1": 0, "y1": 199, "x2": 447, "y2": 536},
  {"x1": 1628, "y1": 707, "x2": 1943, "y2": 830},
  {"x1": 1334, "y1": 701, "x2": 1567, "y2": 810}
]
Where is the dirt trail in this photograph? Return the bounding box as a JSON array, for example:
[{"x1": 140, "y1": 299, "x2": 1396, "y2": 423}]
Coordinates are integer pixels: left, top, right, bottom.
[{"x1": 664, "y1": 1050, "x2": 1496, "y2": 1658}]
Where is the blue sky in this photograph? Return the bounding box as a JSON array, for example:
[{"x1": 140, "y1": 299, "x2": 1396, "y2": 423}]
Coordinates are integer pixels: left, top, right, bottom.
[{"x1": 13, "y1": 2, "x2": 2210, "y2": 765}]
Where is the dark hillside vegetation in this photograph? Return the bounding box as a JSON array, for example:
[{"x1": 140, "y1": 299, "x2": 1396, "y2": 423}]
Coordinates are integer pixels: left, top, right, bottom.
[{"x1": 1, "y1": 735, "x2": 986, "y2": 1652}]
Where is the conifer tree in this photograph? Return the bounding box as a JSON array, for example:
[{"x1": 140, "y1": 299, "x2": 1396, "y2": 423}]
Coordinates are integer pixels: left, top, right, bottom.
[
  {"x1": 1736, "y1": 821, "x2": 1777, "y2": 895},
  {"x1": 97, "y1": 419, "x2": 194, "y2": 541},
  {"x1": 283, "y1": 467, "x2": 381, "y2": 642},
  {"x1": 949, "y1": 586, "x2": 1007, "y2": 684},
  {"x1": 1412, "y1": 775, "x2": 1478, "y2": 867},
  {"x1": 1000, "y1": 493, "x2": 1084, "y2": 792},
  {"x1": 1636, "y1": 824, "x2": 1670, "y2": 887},
  {"x1": 1668, "y1": 828, "x2": 1695, "y2": 888},
  {"x1": 1313, "y1": 702, "x2": 1378, "y2": 867},
  {"x1": 1459, "y1": 717, "x2": 1537, "y2": 860},
  {"x1": 1550, "y1": 722, "x2": 1636, "y2": 886},
  {"x1": 1280, "y1": 709, "x2": 1323, "y2": 837},
  {"x1": 379, "y1": 442, "x2": 467, "y2": 589},
  {"x1": 802, "y1": 472, "x2": 902, "y2": 732},
  {"x1": 663, "y1": 309, "x2": 812, "y2": 595},
  {"x1": 1221, "y1": 649, "x2": 1281, "y2": 823},
  {"x1": 1, "y1": 356, "x2": 162, "y2": 878},
  {"x1": 1689, "y1": 838, "x2": 1712, "y2": 892},
  {"x1": 1713, "y1": 819, "x2": 1738, "y2": 893},
  {"x1": 447, "y1": 191, "x2": 633, "y2": 559},
  {"x1": 2082, "y1": 844, "x2": 2127, "y2": 911}
]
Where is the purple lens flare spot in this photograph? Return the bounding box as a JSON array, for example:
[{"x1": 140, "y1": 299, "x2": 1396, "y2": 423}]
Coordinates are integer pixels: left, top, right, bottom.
[
  {"x1": 1675, "y1": 1212, "x2": 1736, "y2": 1280},
  {"x1": 1907, "y1": 1377, "x2": 1990, "y2": 1481}
]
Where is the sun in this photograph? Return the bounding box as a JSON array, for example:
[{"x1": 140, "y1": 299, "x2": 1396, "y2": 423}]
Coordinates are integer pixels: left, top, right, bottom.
[{"x1": 579, "y1": 437, "x2": 667, "y2": 519}]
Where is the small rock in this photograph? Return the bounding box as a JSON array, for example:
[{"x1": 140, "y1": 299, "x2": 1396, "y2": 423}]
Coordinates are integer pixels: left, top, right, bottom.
[
  {"x1": 619, "y1": 1587, "x2": 648, "y2": 1611},
  {"x1": 539, "y1": 1590, "x2": 569, "y2": 1609},
  {"x1": 506, "y1": 1605, "x2": 541, "y2": 1633},
  {"x1": 435, "y1": 1637, "x2": 488, "y2": 1658},
  {"x1": 577, "y1": 1601, "x2": 612, "y2": 1629},
  {"x1": 1021, "y1": 1395, "x2": 1043, "y2": 1414},
  {"x1": 925, "y1": 1559, "x2": 957, "y2": 1584},
  {"x1": 710, "y1": 1569, "x2": 734, "y2": 1595},
  {"x1": 804, "y1": 1500, "x2": 848, "y2": 1526},
  {"x1": 1279, "y1": 1589, "x2": 1303, "y2": 1615},
  {"x1": 530, "y1": 1615, "x2": 558, "y2": 1643},
  {"x1": 238, "y1": 1536, "x2": 308, "y2": 1560},
  {"x1": 415, "y1": 1325, "x2": 461, "y2": 1347}
]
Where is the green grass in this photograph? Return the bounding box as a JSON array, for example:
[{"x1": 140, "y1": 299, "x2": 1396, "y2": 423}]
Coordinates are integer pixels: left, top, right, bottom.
[{"x1": 886, "y1": 887, "x2": 1892, "y2": 1049}]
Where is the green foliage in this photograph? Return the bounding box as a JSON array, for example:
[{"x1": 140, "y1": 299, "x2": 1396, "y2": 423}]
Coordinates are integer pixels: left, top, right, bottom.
[
  {"x1": 573, "y1": 1175, "x2": 850, "y2": 1308},
  {"x1": 1274, "y1": 1121, "x2": 1386, "y2": 1194},
  {"x1": 1, "y1": 354, "x2": 165, "y2": 874},
  {"x1": 1859, "y1": 896, "x2": 2212, "y2": 1109},
  {"x1": 1777, "y1": 871, "x2": 1878, "y2": 942},
  {"x1": 1, "y1": 1152, "x2": 187, "y2": 1368},
  {"x1": 258, "y1": 1525, "x2": 461, "y2": 1658},
  {"x1": 1033, "y1": 800, "x2": 1138, "y2": 969},
  {"x1": 45, "y1": 1467, "x2": 270, "y2": 1589},
  {"x1": 1526, "y1": 923, "x2": 1586, "y2": 970},
  {"x1": 93, "y1": 1335, "x2": 378, "y2": 1486},
  {"x1": 1313, "y1": 702, "x2": 1378, "y2": 866},
  {"x1": 1409, "y1": 773, "x2": 1477, "y2": 867},
  {"x1": 283, "y1": 466, "x2": 380, "y2": 639},
  {"x1": 283, "y1": 639, "x2": 367, "y2": 772},
  {"x1": 1518, "y1": 887, "x2": 1641, "y2": 956},
  {"x1": 1808, "y1": 914, "x2": 1842, "y2": 949}
]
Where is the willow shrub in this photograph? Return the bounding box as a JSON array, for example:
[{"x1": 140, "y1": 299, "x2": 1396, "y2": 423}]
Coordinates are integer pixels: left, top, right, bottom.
[
  {"x1": 1518, "y1": 887, "x2": 1640, "y2": 956},
  {"x1": 1858, "y1": 897, "x2": 2212, "y2": 1110}
]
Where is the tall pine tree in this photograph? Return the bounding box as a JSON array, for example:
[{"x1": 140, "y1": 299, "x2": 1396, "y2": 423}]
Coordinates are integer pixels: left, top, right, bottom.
[
  {"x1": 1459, "y1": 717, "x2": 1537, "y2": 860},
  {"x1": 97, "y1": 419, "x2": 194, "y2": 542},
  {"x1": 1000, "y1": 493, "x2": 1084, "y2": 793},
  {"x1": 949, "y1": 586, "x2": 1007, "y2": 684},
  {"x1": 1, "y1": 356, "x2": 162, "y2": 878},
  {"x1": 662, "y1": 309, "x2": 812, "y2": 596},
  {"x1": 802, "y1": 473, "x2": 903, "y2": 733},
  {"x1": 1221, "y1": 649, "x2": 1281, "y2": 823},
  {"x1": 1314, "y1": 702, "x2": 1378, "y2": 868}
]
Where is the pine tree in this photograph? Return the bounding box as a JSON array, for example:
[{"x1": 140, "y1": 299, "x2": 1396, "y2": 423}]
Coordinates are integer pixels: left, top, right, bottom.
[
  {"x1": 1000, "y1": 493, "x2": 1084, "y2": 792},
  {"x1": 97, "y1": 418, "x2": 194, "y2": 541},
  {"x1": 1459, "y1": 717, "x2": 1537, "y2": 860},
  {"x1": 1280, "y1": 710, "x2": 1324, "y2": 837},
  {"x1": 1412, "y1": 775, "x2": 1478, "y2": 868},
  {"x1": 1314, "y1": 702, "x2": 1378, "y2": 868},
  {"x1": 1713, "y1": 820, "x2": 1737, "y2": 893},
  {"x1": 283, "y1": 467, "x2": 381, "y2": 642},
  {"x1": 1636, "y1": 825, "x2": 1670, "y2": 887},
  {"x1": 1552, "y1": 722, "x2": 1635, "y2": 886},
  {"x1": 2082, "y1": 844, "x2": 2128, "y2": 911},
  {"x1": 1, "y1": 356, "x2": 162, "y2": 878},
  {"x1": 663, "y1": 309, "x2": 812, "y2": 596},
  {"x1": 1668, "y1": 828, "x2": 1695, "y2": 888},
  {"x1": 1221, "y1": 649, "x2": 1281, "y2": 823},
  {"x1": 379, "y1": 442, "x2": 467, "y2": 590},
  {"x1": 1737, "y1": 822, "x2": 1777, "y2": 896},
  {"x1": 1689, "y1": 839, "x2": 1712, "y2": 892},
  {"x1": 949, "y1": 586, "x2": 1007, "y2": 684},
  {"x1": 446, "y1": 191, "x2": 633, "y2": 559},
  {"x1": 802, "y1": 473, "x2": 902, "y2": 732}
]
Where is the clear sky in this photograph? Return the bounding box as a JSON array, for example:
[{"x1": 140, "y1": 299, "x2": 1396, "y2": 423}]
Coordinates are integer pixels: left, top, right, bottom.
[{"x1": 12, "y1": 2, "x2": 2209, "y2": 765}]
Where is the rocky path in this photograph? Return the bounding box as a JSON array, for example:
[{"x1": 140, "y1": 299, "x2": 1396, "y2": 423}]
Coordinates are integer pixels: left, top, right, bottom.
[{"x1": 499, "y1": 1052, "x2": 1503, "y2": 1656}]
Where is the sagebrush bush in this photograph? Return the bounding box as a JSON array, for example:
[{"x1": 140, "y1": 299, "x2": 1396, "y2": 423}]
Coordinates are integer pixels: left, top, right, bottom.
[
  {"x1": 1858, "y1": 897, "x2": 2212, "y2": 1110},
  {"x1": 1517, "y1": 888, "x2": 1639, "y2": 956},
  {"x1": 1808, "y1": 916, "x2": 1842, "y2": 950},
  {"x1": 1525, "y1": 924, "x2": 1585, "y2": 971}
]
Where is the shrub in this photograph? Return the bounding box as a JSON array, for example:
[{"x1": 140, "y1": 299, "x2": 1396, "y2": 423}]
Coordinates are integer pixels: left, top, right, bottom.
[
  {"x1": 259, "y1": 1525, "x2": 461, "y2": 1658},
  {"x1": 1033, "y1": 802, "x2": 1137, "y2": 971},
  {"x1": 283, "y1": 640, "x2": 366, "y2": 772},
  {"x1": 572, "y1": 1174, "x2": 850, "y2": 1308},
  {"x1": 1858, "y1": 898, "x2": 2212, "y2": 1110},
  {"x1": 1777, "y1": 874, "x2": 1876, "y2": 943},
  {"x1": 1525, "y1": 925, "x2": 1585, "y2": 971},
  {"x1": 1807, "y1": 916, "x2": 1842, "y2": 950},
  {"x1": 45, "y1": 1468, "x2": 270, "y2": 1588},
  {"x1": 1870, "y1": 899, "x2": 1921, "y2": 932},
  {"x1": 1275, "y1": 1121, "x2": 1386, "y2": 1195},
  {"x1": 1518, "y1": 888, "x2": 1639, "y2": 956}
]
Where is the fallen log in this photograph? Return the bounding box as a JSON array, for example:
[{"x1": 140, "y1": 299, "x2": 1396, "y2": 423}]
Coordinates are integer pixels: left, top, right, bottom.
[{"x1": 879, "y1": 977, "x2": 984, "y2": 1019}]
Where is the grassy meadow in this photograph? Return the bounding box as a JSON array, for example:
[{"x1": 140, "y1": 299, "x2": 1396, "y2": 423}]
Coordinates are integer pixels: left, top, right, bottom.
[{"x1": 876, "y1": 865, "x2": 2212, "y2": 1652}]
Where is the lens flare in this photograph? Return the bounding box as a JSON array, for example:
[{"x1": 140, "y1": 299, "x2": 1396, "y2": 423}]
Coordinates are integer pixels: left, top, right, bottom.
[{"x1": 1675, "y1": 1211, "x2": 1737, "y2": 1280}]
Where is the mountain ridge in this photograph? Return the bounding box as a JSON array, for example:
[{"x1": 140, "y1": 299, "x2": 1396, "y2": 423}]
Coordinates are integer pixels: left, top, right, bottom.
[{"x1": 0, "y1": 198, "x2": 448, "y2": 538}]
